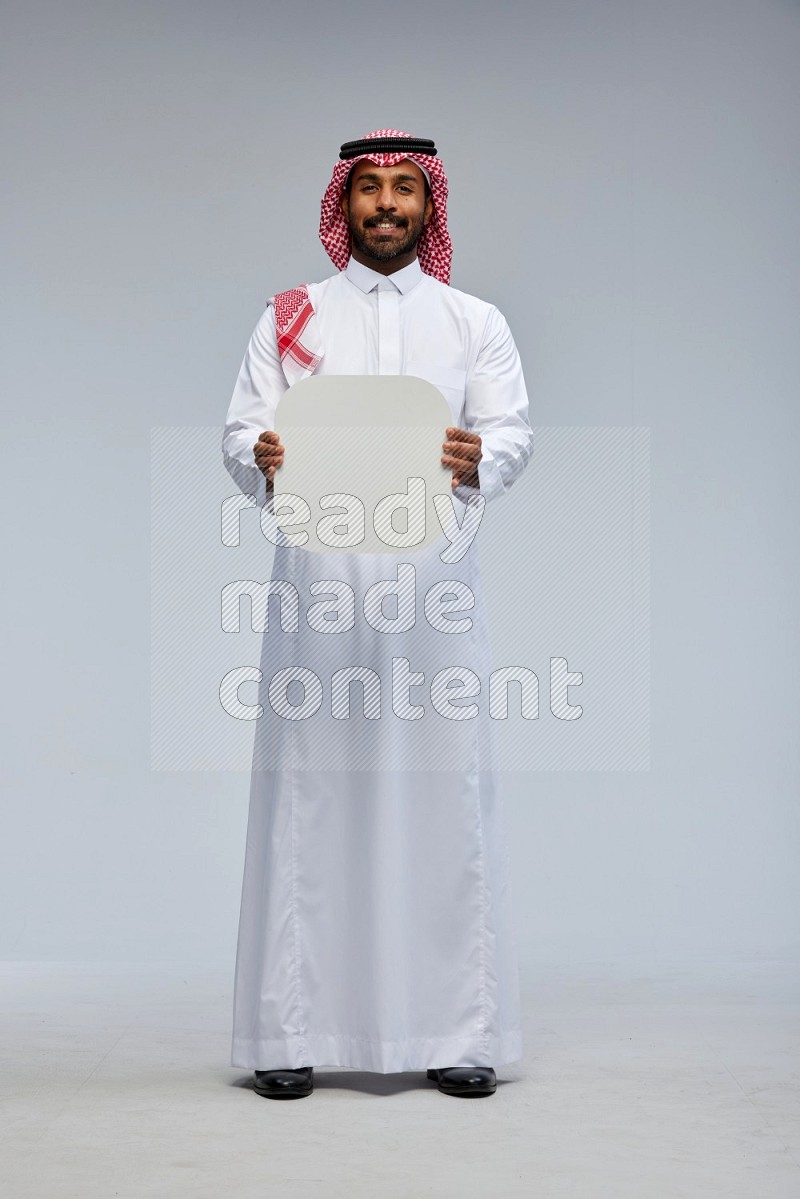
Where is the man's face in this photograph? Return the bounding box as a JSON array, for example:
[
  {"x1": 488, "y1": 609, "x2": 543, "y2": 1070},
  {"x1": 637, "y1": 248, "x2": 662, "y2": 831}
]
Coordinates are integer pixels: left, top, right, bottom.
[{"x1": 340, "y1": 159, "x2": 433, "y2": 267}]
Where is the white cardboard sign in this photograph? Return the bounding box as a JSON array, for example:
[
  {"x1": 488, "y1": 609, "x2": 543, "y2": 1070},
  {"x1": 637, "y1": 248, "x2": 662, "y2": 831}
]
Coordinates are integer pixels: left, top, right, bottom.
[{"x1": 273, "y1": 375, "x2": 454, "y2": 554}]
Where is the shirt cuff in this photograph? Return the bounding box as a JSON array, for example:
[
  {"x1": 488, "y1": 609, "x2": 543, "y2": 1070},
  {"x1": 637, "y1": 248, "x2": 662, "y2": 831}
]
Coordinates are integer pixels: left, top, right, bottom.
[
  {"x1": 222, "y1": 449, "x2": 267, "y2": 509},
  {"x1": 453, "y1": 444, "x2": 504, "y2": 505}
]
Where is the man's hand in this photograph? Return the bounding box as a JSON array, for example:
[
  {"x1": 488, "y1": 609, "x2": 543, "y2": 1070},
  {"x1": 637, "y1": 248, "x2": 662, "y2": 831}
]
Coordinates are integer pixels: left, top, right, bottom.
[
  {"x1": 442, "y1": 426, "x2": 482, "y2": 490},
  {"x1": 254, "y1": 430, "x2": 284, "y2": 492}
]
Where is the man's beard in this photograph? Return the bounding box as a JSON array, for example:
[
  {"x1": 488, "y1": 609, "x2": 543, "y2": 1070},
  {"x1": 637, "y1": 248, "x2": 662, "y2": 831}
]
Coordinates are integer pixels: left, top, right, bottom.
[{"x1": 349, "y1": 210, "x2": 426, "y2": 262}]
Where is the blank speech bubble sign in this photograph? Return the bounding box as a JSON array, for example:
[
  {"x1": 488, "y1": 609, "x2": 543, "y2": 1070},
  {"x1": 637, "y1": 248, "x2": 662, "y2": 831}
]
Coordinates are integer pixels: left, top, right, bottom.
[{"x1": 273, "y1": 375, "x2": 453, "y2": 554}]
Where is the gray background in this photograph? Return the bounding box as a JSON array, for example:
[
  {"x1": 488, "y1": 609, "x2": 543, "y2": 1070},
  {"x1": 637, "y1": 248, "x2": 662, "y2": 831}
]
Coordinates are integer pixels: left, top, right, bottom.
[{"x1": 1, "y1": 0, "x2": 797, "y2": 973}]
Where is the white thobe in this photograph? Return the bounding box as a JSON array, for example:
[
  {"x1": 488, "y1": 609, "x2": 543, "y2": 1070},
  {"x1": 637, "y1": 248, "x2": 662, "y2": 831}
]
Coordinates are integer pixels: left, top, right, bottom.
[{"x1": 223, "y1": 255, "x2": 533, "y2": 1072}]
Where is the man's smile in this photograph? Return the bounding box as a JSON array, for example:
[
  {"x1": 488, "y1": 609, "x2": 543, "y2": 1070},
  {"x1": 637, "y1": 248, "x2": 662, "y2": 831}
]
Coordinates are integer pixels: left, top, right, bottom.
[{"x1": 366, "y1": 218, "x2": 406, "y2": 232}]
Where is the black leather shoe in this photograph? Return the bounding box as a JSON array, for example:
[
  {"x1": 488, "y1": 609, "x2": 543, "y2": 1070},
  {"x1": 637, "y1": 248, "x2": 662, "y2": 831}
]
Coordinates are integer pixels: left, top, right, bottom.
[
  {"x1": 253, "y1": 1067, "x2": 314, "y2": 1099},
  {"x1": 426, "y1": 1066, "x2": 496, "y2": 1096}
]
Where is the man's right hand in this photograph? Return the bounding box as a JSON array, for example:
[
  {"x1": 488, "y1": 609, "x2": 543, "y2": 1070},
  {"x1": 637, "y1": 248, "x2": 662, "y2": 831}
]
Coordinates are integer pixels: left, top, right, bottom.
[{"x1": 254, "y1": 431, "x2": 284, "y2": 492}]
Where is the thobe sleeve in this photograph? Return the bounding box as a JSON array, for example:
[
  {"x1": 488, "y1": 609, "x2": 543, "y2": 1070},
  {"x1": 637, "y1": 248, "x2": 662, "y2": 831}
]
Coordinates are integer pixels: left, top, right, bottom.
[
  {"x1": 222, "y1": 303, "x2": 288, "y2": 509},
  {"x1": 455, "y1": 304, "x2": 534, "y2": 505}
]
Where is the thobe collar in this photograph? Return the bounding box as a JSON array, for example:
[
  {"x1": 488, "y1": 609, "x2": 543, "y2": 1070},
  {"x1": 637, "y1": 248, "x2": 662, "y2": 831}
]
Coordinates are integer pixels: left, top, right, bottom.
[{"x1": 344, "y1": 255, "x2": 425, "y2": 295}]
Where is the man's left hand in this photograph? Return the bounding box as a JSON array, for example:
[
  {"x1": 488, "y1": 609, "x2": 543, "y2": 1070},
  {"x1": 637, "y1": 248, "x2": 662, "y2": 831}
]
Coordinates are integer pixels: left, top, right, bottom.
[{"x1": 442, "y1": 426, "x2": 482, "y2": 490}]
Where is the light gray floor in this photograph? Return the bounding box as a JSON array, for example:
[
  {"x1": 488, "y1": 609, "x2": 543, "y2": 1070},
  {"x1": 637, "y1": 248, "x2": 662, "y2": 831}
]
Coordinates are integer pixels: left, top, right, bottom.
[{"x1": 2, "y1": 957, "x2": 798, "y2": 1198}]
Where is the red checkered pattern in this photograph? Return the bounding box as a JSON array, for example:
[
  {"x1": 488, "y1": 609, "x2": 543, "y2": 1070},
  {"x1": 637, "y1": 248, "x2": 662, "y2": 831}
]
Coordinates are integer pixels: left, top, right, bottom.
[
  {"x1": 271, "y1": 285, "x2": 320, "y2": 374},
  {"x1": 319, "y1": 128, "x2": 452, "y2": 284}
]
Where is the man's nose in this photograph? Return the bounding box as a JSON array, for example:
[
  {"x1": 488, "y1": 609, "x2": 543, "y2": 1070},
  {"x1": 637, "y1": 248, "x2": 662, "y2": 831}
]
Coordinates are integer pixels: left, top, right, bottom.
[{"x1": 376, "y1": 188, "x2": 396, "y2": 210}]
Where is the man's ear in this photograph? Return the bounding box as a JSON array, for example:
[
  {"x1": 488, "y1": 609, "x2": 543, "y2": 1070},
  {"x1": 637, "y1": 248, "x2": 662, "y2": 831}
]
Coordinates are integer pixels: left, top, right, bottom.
[
  {"x1": 423, "y1": 195, "x2": 433, "y2": 226},
  {"x1": 340, "y1": 192, "x2": 349, "y2": 219}
]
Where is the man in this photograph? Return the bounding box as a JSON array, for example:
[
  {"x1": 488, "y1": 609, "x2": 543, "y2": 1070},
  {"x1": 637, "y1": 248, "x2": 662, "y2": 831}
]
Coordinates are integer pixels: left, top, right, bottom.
[{"x1": 222, "y1": 130, "x2": 533, "y2": 1100}]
